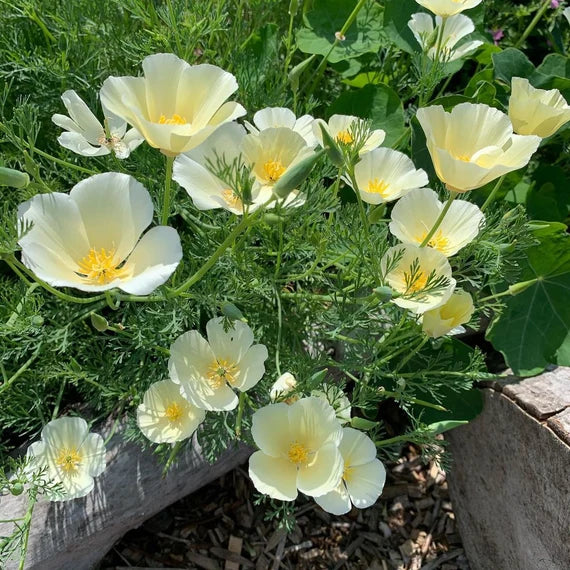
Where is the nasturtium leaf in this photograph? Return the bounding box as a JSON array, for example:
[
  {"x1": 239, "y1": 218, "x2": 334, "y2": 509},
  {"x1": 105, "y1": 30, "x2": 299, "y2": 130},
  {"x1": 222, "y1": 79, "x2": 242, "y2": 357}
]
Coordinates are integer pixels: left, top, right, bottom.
[
  {"x1": 525, "y1": 166, "x2": 570, "y2": 223},
  {"x1": 487, "y1": 224, "x2": 570, "y2": 376},
  {"x1": 383, "y1": 0, "x2": 421, "y2": 54},
  {"x1": 327, "y1": 83, "x2": 405, "y2": 147},
  {"x1": 492, "y1": 48, "x2": 536, "y2": 85},
  {"x1": 296, "y1": 0, "x2": 384, "y2": 63}
]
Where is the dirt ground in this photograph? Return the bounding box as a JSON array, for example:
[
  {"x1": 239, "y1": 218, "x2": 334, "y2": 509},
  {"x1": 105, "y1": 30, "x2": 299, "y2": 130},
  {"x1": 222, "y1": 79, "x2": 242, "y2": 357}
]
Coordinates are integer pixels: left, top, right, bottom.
[{"x1": 99, "y1": 446, "x2": 469, "y2": 570}]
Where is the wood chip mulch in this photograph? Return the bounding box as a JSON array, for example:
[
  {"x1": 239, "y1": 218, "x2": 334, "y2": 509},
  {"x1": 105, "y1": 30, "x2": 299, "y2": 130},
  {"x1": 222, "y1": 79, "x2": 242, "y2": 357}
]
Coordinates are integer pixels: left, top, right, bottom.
[{"x1": 99, "y1": 446, "x2": 470, "y2": 570}]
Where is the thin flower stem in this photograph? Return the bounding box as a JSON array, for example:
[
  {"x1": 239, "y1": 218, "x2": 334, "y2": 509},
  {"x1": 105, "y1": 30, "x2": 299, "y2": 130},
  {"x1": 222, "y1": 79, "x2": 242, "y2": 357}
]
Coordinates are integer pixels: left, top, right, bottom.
[
  {"x1": 235, "y1": 391, "x2": 246, "y2": 438},
  {"x1": 347, "y1": 167, "x2": 370, "y2": 237},
  {"x1": 515, "y1": 0, "x2": 551, "y2": 48},
  {"x1": 379, "y1": 390, "x2": 447, "y2": 412},
  {"x1": 161, "y1": 155, "x2": 175, "y2": 226},
  {"x1": 419, "y1": 191, "x2": 458, "y2": 247},
  {"x1": 17, "y1": 494, "x2": 36, "y2": 570},
  {"x1": 375, "y1": 434, "x2": 413, "y2": 448},
  {"x1": 395, "y1": 335, "x2": 429, "y2": 372},
  {"x1": 0, "y1": 345, "x2": 42, "y2": 396},
  {"x1": 481, "y1": 175, "x2": 506, "y2": 212},
  {"x1": 283, "y1": 3, "x2": 296, "y2": 79},
  {"x1": 163, "y1": 441, "x2": 184, "y2": 477},
  {"x1": 274, "y1": 285, "x2": 283, "y2": 377},
  {"x1": 171, "y1": 199, "x2": 273, "y2": 296}
]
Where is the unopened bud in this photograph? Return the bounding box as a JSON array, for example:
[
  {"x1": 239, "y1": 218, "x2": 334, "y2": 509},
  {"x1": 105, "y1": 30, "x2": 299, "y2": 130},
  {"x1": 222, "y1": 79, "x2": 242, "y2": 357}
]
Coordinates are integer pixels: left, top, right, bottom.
[
  {"x1": 262, "y1": 213, "x2": 286, "y2": 225},
  {"x1": 318, "y1": 123, "x2": 344, "y2": 168},
  {"x1": 373, "y1": 286, "x2": 395, "y2": 301},
  {"x1": 90, "y1": 313, "x2": 108, "y2": 332},
  {"x1": 368, "y1": 204, "x2": 386, "y2": 224},
  {"x1": 288, "y1": 0, "x2": 299, "y2": 15},
  {"x1": 10, "y1": 482, "x2": 24, "y2": 496},
  {"x1": 221, "y1": 301, "x2": 246, "y2": 322},
  {"x1": 351, "y1": 417, "x2": 378, "y2": 430},
  {"x1": 272, "y1": 150, "x2": 323, "y2": 199},
  {"x1": 0, "y1": 167, "x2": 29, "y2": 189},
  {"x1": 507, "y1": 279, "x2": 537, "y2": 296}
]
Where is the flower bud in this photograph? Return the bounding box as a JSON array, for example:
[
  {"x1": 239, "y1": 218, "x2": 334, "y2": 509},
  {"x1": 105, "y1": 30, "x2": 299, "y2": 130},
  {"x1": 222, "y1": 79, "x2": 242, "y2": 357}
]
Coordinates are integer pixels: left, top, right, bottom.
[
  {"x1": 373, "y1": 286, "x2": 395, "y2": 301},
  {"x1": 221, "y1": 301, "x2": 246, "y2": 322},
  {"x1": 0, "y1": 167, "x2": 29, "y2": 189},
  {"x1": 272, "y1": 150, "x2": 323, "y2": 199},
  {"x1": 90, "y1": 313, "x2": 109, "y2": 332},
  {"x1": 318, "y1": 123, "x2": 344, "y2": 168},
  {"x1": 507, "y1": 279, "x2": 537, "y2": 296}
]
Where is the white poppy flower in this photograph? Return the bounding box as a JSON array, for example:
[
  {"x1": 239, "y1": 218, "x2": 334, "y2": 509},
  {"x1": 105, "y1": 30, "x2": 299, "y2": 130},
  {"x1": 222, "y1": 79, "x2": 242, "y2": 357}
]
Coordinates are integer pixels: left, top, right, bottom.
[
  {"x1": 381, "y1": 244, "x2": 456, "y2": 314},
  {"x1": 52, "y1": 90, "x2": 144, "y2": 159},
  {"x1": 422, "y1": 289, "x2": 474, "y2": 337},
  {"x1": 26, "y1": 417, "x2": 106, "y2": 501},
  {"x1": 248, "y1": 397, "x2": 344, "y2": 501},
  {"x1": 17, "y1": 172, "x2": 182, "y2": 294},
  {"x1": 100, "y1": 53, "x2": 246, "y2": 156},
  {"x1": 408, "y1": 13, "x2": 483, "y2": 62},
  {"x1": 245, "y1": 107, "x2": 318, "y2": 148},
  {"x1": 415, "y1": 0, "x2": 482, "y2": 17},
  {"x1": 508, "y1": 77, "x2": 570, "y2": 139},
  {"x1": 137, "y1": 380, "x2": 206, "y2": 444},
  {"x1": 168, "y1": 317, "x2": 268, "y2": 411},
  {"x1": 241, "y1": 127, "x2": 314, "y2": 205},
  {"x1": 350, "y1": 148, "x2": 428, "y2": 205},
  {"x1": 315, "y1": 428, "x2": 386, "y2": 515},
  {"x1": 270, "y1": 372, "x2": 298, "y2": 403},
  {"x1": 173, "y1": 123, "x2": 266, "y2": 215},
  {"x1": 311, "y1": 383, "x2": 352, "y2": 425},
  {"x1": 389, "y1": 188, "x2": 484, "y2": 256},
  {"x1": 416, "y1": 103, "x2": 541, "y2": 192},
  {"x1": 313, "y1": 114, "x2": 385, "y2": 155}
]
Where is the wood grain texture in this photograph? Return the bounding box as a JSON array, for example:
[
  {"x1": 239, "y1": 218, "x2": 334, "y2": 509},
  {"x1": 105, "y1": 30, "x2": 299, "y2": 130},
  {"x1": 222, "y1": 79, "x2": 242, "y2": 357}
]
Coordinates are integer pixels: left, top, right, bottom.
[
  {"x1": 0, "y1": 425, "x2": 251, "y2": 570},
  {"x1": 447, "y1": 388, "x2": 570, "y2": 570}
]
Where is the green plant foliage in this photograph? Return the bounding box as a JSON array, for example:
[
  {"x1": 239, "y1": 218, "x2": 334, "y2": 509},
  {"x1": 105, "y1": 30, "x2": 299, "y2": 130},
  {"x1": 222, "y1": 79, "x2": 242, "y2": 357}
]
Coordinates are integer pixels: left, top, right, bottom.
[
  {"x1": 487, "y1": 223, "x2": 570, "y2": 376},
  {"x1": 327, "y1": 83, "x2": 405, "y2": 147},
  {"x1": 296, "y1": 0, "x2": 384, "y2": 63}
]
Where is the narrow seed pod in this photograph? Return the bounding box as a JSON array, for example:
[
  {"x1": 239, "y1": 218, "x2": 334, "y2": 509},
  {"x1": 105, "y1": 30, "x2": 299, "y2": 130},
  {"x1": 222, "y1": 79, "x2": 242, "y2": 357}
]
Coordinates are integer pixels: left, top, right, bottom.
[
  {"x1": 272, "y1": 150, "x2": 323, "y2": 198},
  {"x1": 0, "y1": 167, "x2": 29, "y2": 188}
]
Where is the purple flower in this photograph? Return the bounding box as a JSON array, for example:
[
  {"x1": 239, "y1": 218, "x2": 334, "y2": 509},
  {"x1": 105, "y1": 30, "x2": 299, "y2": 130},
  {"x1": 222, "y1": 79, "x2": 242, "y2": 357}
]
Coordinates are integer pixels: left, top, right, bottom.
[
  {"x1": 492, "y1": 29, "x2": 504, "y2": 46},
  {"x1": 551, "y1": 0, "x2": 559, "y2": 8}
]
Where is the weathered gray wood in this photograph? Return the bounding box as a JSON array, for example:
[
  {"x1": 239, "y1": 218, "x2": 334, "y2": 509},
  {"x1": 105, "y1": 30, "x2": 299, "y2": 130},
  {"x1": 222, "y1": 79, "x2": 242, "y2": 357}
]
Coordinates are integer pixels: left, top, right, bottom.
[
  {"x1": 547, "y1": 407, "x2": 570, "y2": 447},
  {"x1": 447, "y1": 386, "x2": 570, "y2": 570},
  {"x1": 0, "y1": 425, "x2": 251, "y2": 570},
  {"x1": 502, "y1": 367, "x2": 570, "y2": 420}
]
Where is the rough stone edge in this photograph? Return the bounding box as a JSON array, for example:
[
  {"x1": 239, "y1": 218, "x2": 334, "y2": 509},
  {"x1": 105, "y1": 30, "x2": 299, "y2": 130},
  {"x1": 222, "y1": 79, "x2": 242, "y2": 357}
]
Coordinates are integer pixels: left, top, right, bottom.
[{"x1": 0, "y1": 423, "x2": 252, "y2": 570}]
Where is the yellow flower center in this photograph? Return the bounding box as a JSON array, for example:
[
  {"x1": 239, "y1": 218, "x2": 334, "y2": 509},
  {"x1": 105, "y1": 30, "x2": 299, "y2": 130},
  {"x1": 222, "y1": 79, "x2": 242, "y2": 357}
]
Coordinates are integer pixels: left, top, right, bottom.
[
  {"x1": 342, "y1": 465, "x2": 354, "y2": 482},
  {"x1": 55, "y1": 447, "x2": 82, "y2": 476},
  {"x1": 207, "y1": 358, "x2": 238, "y2": 390},
  {"x1": 263, "y1": 160, "x2": 286, "y2": 183},
  {"x1": 453, "y1": 152, "x2": 472, "y2": 162},
  {"x1": 417, "y1": 230, "x2": 450, "y2": 253},
  {"x1": 336, "y1": 130, "x2": 354, "y2": 145},
  {"x1": 367, "y1": 178, "x2": 390, "y2": 197},
  {"x1": 222, "y1": 189, "x2": 243, "y2": 209},
  {"x1": 288, "y1": 442, "x2": 309, "y2": 465},
  {"x1": 158, "y1": 113, "x2": 187, "y2": 125},
  {"x1": 165, "y1": 402, "x2": 184, "y2": 424},
  {"x1": 407, "y1": 270, "x2": 428, "y2": 293},
  {"x1": 77, "y1": 247, "x2": 124, "y2": 285}
]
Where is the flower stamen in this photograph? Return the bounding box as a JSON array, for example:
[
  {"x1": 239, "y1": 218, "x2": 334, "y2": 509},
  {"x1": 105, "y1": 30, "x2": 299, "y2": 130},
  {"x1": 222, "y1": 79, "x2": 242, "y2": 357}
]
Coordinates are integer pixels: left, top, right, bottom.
[
  {"x1": 207, "y1": 358, "x2": 238, "y2": 390},
  {"x1": 77, "y1": 247, "x2": 125, "y2": 285},
  {"x1": 263, "y1": 160, "x2": 286, "y2": 183},
  {"x1": 367, "y1": 178, "x2": 390, "y2": 197},
  {"x1": 336, "y1": 130, "x2": 354, "y2": 145},
  {"x1": 55, "y1": 447, "x2": 82, "y2": 476},
  {"x1": 165, "y1": 402, "x2": 184, "y2": 424},
  {"x1": 288, "y1": 442, "x2": 309, "y2": 465},
  {"x1": 158, "y1": 113, "x2": 187, "y2": 125},
  {"x1": 222, "y1": 189, "x2": 243, "y2": 209}
]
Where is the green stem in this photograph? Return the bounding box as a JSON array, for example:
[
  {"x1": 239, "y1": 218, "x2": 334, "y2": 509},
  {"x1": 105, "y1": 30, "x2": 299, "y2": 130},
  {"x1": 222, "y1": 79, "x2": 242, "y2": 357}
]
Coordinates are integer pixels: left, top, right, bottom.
[
  {"x1": 0, "y1": 346, "x2": 42, "y2": 396},
  {"x1": 274, "y1": 286, "x2": 283, "y2": 377},
  {"x1": 171, "y1": 201, "x2": 271, "y2": 296},
  {"x1": 161, "y1": 155, "x2": 175, "y2": 225},
  {"x1": 283, "y1": 4, "x2": 296, "y2": 78},
  {"x1": 419, "y1": 191, "x2": 458, "y2": 247},
  {"x1": 235, "y1": 391, "x2": 246, "y2": 437},
  {"x1": 162, "y1": 441, "x2": 184, "y2": 477},
  {"x1": 395, "y1": 335, "x2": 429, "y2": 372},
  {"x1": 515, "y1": 0, "x2": 551, "y2": 48},
  {"x1": 18, "y1": 494, "x2": 36, "y2": 570},
  {"x1": 347, "y1": 168, "x2": 370, "y2": 237},
  {"x1": 481, "y1": 175, "x2": 506, "y2": 212},
  {"x1": 379, "y1": 390, "x2": 447, "y2": 412},
  {"x1": 375, "y1": 434, "x2": 413, "y2": 448}
]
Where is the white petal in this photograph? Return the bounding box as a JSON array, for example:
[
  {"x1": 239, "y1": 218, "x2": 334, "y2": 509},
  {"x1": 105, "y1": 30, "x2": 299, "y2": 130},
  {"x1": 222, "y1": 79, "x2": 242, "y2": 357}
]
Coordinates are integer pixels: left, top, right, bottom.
[
  {"x1": 81, "y1": 432, "x2": 106, "y2": 477},
  {"x1": 288, "y1": 397, "x2": 343, "y2": 451},
  {"x1": 57, "y1": 132, "x2": 110, "y2": 157},
  {"x1": 41, "y1": 417, "x2": 89, "y2": 450},
  {"x1": 297, "y1": 442, "x2": 344, "y2": 497},
  {"x1": 249, "y1": 451, "x2": 298, "y2": 501},
  {"x1": 253, "y1": 107, "x2": 296, "y2": 131},
  {"x1": 70, "y1": 172, "x2": 154, "y2": 264},
  {"x1": 234, "y1": 344, "x2": 268, "y2": 391},
  {"x1": 339, "y1": 427, "x2": 377, "y2": 467},
  {"x1": 59, "y1": 90, "x2": 105, "y2": 144},
  {"x1": 206, "y1": 317, "x2": 255, "y2": 364},
  {"x1": 345, "y1": 459, "x2": 386, "y2": 509},
  {"x1": 251, "y1": 402, "x2": 292, "y2": 457},
  {"x1": 314, "y1": 483, "x2": 352, "y2": 515}
]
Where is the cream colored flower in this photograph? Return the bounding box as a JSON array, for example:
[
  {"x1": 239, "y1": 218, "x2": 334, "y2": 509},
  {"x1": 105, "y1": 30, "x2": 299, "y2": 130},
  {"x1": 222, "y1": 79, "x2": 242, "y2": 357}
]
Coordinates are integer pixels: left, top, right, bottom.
[
  {"x1": 173, "y1": 123, "x2": 266, "y2": 215},
  {"x1": 408, "y1": 13, "x2": 483, "y2": 61},
  {"x1": 245, "y1": 107, "x2": 318, "y2": 148},
  {"x1": 313, "y1": 115, "x2": 385, "y2": 155},
  {"x1": 248, "y1": 397, "x2": 343, "y2": 501},
  {"x1": 508, "y1": 77, "x2": 570, "y2": 139},
  {"x1": 350, "y1": 148, "x2": 428, "y2": 205},
  {"x1": 169, "y1": 317, "x2": 268, "y2": 411},
  {"x1": 270, "y1": 372, "x2": 298, "y2": 403},
  {"x1": 26, "y1": 417, "x2": 106, "y2": 501},
  {"x1": 100, "y1": 53, "x2": 246, "y2": 156},
  {"x1": 422, "y1": 289, "x2": 474, "y2": 337},
  {"x1": 17, "y1": 173, "x2": 182, "y2": 294},
  {"x1": 389, "y1": 188, "x2": 484, "y2": 256},
  {"x1": 381, "y1": 244, "x2": 456, "y2": 314},
  {"x1": 311, "y1": 383, "x2": 351, "y2": 425},
  {"x1": 416, "y1": 103, "x2": 540, "y2": 192},
  {"x1": 315, "y1": 428, "x2": 386, "y2": 515},
  {"x1": 137, "y1": 380, "x2": 206, "y2": 444},
  {"x1": 52, "y1": 90, "x2": 143, "y2": 159},
  {"x1": 415, "y1": 0, "x2": 482, "y2": 17},
  {"x1": 241, "y1": 127, "x2": 313, "y2": 205}
]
